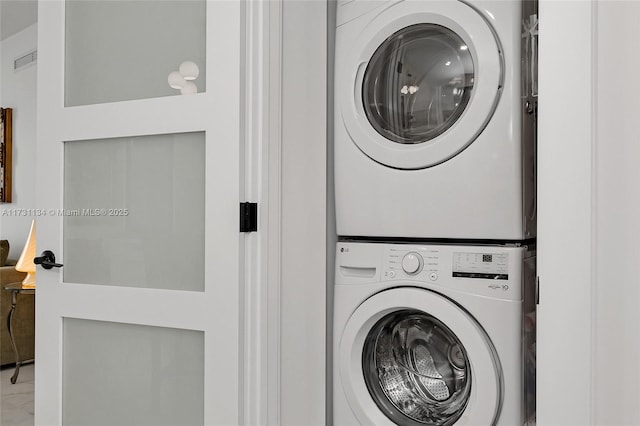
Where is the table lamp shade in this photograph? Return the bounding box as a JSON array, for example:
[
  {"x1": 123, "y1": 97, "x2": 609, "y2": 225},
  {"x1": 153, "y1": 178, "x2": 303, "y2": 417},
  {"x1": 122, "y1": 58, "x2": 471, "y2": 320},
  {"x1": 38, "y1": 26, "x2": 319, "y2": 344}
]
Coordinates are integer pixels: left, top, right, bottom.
[{"x1": 15, "y1": 220, "x2": 36, "y2": 288}]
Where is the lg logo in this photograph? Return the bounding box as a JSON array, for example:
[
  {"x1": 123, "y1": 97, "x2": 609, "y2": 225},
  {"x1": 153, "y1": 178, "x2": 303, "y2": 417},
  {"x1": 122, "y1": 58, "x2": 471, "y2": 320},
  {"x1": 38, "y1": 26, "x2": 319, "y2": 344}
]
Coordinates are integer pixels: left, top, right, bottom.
[{"x1": 340, "y1": 247, "x2": 350, "y2": 253}]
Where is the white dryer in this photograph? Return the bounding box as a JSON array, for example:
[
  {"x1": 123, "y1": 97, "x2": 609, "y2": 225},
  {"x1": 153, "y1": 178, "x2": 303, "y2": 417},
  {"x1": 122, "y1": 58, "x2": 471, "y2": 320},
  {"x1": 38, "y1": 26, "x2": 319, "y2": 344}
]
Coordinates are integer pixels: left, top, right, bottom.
[
  {"x1": 333, "y1": 242, "x2": 536, "y2": 425},
  {"x1": 334, "y1": 0, "x2": 537, "y2": 240}
]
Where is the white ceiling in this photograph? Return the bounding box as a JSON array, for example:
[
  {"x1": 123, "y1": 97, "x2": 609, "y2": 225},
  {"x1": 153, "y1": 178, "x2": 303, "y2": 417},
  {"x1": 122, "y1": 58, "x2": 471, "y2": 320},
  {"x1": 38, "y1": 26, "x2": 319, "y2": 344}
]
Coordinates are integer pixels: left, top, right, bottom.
[{"x1": 1, "y1": 0, "x2": 37, "y2": 41}]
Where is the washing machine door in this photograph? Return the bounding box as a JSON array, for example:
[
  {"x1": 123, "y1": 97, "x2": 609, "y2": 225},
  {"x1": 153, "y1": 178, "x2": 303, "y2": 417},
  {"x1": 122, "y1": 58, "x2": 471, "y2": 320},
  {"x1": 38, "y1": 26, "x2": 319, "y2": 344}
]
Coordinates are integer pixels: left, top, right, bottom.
[
  {"x1": 339, "y1": 287, "x2": 502, "y2": 425},
  {"x1": 340, "y1": 1, "x2": 502, "y2": 169}
]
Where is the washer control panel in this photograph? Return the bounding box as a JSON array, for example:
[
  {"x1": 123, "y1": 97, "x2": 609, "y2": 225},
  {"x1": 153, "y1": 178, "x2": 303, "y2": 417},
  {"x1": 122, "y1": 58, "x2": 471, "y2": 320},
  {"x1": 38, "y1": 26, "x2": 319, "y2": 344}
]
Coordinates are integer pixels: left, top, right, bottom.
[
  {"x1": 401, "y1": 252, "x2": 423, "y2": 275},
  {"x1": 382, "y1": 246, "x2": 511, "y2": 284},
  {"x1": 338, "y1": 243, "x2": 522, "y2": 301},
  {"x1": 452, "y1": 252, "x2": 509, "y2": 280},
  {"x1": 383, "y1": 246, "x2": 441, "y2": 281}
]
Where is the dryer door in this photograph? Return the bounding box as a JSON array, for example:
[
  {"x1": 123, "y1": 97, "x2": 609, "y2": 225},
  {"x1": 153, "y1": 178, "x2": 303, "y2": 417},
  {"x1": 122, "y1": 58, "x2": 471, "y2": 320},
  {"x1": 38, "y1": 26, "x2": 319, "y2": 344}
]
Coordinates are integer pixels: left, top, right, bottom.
[
  {"x1": 339, "y1": 287, "x2": 502, "y2": 425},
  {"x1": 339, "y1": 1, "x2": 502, "y2": 169}
]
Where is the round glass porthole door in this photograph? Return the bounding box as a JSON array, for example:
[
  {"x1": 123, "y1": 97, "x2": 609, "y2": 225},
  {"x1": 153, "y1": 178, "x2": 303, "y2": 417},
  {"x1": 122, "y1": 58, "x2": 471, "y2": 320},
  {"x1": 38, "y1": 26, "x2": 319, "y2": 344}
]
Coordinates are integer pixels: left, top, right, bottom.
[
  {"x1": 363, "y1": 24, "x2": 474, "y2": 145},
  {"x1": 339, "y1": 288, "x2": 501, "y2": 424},
  {"x1": 339, "y1": 0, "x2": 503, "y2": 169},
  {"x1": 362, "y1": 309, "x2": 471, "y2": 425}
]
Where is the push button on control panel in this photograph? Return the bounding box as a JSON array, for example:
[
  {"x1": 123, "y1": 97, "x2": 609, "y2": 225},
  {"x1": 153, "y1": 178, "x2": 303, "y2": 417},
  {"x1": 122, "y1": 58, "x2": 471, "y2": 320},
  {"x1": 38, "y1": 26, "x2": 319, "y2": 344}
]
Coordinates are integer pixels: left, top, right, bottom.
[{"x1": 402, "y1": 252, "x2": 423, "y2": 275}]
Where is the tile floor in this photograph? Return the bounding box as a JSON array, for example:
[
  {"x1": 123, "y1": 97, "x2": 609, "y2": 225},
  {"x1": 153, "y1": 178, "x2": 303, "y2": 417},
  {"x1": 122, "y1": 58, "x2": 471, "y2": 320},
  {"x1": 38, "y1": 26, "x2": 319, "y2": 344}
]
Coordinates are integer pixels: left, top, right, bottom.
[{"x1": 0, "y1": 363, "x2": 34, "y2": 426}]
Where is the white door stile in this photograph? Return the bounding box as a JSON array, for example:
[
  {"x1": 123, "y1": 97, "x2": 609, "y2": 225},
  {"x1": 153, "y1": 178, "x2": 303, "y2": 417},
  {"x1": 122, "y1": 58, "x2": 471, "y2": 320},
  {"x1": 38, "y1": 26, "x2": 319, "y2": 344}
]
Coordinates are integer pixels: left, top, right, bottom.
[
  {"x1": 36, "y1": 2, "x2": 67, "y2": 422},
  {"x1": 204, "y1": 4, "x2": 243, "y2": 424},
  {"x1": 35, "y1": 1, "x2": 245, "y2": 425}
]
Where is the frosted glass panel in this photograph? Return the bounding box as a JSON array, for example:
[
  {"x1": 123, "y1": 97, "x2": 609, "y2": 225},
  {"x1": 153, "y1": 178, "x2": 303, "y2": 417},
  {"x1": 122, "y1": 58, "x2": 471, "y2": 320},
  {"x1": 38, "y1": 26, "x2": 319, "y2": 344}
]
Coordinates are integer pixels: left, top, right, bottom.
[
  {"x1": 65, "y1": 0, "x2": 206, "y2": 106},
  {"x1": 64, "y1": 133, "x2": 205, "y2": 291},
  {"x1": 62, "y1": 319, "x2": 204, "y2": 426}
]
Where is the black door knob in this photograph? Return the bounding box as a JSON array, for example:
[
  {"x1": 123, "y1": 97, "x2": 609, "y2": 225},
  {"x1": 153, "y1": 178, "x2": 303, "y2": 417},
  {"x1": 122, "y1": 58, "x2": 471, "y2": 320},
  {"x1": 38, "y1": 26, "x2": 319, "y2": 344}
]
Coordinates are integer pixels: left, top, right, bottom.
[{"x1": 34, "y1": 250, "x2": 63, "y2": 270}]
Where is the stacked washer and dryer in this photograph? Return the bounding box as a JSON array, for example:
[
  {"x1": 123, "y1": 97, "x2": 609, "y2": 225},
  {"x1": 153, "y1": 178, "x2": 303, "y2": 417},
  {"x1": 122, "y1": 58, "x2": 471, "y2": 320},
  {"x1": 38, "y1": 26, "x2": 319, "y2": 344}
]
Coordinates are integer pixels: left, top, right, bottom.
[{"x1": 333, "y1": 0, "x2": 537, "y2": 425}]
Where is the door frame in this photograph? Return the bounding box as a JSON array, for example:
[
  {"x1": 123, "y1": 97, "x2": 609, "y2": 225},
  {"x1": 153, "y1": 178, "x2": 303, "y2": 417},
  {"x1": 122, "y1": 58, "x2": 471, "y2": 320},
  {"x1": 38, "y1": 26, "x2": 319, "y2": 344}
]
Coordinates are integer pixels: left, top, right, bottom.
[
  {"x1": 243, "y1": 0, "x2": 283, "y2": 424},
  {"x1": 246, "y1": 2, "x2": 328, "y2": 424}
]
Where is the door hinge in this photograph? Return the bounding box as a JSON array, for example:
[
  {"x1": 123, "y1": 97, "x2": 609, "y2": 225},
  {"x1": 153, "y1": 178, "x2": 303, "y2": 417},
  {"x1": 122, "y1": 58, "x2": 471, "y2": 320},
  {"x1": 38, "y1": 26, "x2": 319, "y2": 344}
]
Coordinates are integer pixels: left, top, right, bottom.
[{"x1": 240, "y1": 202, "x2": 258, "y2": 233}]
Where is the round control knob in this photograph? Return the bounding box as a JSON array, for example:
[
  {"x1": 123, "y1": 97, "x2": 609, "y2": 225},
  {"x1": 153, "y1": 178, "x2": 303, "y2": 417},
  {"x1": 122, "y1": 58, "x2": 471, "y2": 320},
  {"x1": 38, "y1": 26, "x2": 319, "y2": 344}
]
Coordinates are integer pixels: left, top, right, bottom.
[{"x1": 402, "y1": 252, "x2": 423, "y2": 275}]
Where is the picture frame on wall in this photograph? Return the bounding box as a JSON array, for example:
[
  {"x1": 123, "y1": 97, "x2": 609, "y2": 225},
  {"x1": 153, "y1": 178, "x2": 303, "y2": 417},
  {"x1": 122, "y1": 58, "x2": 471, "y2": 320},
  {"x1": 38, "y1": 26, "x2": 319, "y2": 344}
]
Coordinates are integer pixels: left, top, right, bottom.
[{"x1": 0, "y1": 107, "x2": 12, "y2": 203}]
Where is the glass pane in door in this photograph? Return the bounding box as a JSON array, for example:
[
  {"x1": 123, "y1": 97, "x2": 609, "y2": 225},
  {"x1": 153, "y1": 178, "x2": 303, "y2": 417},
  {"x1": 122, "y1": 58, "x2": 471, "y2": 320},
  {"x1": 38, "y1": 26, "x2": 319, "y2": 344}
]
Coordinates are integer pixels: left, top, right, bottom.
[
  {"x1": 63, "y1": 132, "x2": 205, "y2": 291},
  {"x1": 65, "y1": 0, "x2": 206, "y2": 106},
  {"x1": 62, "y1": 318, "x2": 204, "y2": 426}
]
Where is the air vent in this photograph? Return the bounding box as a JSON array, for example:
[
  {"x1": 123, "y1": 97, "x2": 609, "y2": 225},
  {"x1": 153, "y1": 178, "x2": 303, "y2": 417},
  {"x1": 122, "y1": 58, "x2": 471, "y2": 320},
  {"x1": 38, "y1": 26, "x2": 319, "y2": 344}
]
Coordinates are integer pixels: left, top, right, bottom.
[{"x1": 14, "y1": 50, "x2": 37, "y2": 71}]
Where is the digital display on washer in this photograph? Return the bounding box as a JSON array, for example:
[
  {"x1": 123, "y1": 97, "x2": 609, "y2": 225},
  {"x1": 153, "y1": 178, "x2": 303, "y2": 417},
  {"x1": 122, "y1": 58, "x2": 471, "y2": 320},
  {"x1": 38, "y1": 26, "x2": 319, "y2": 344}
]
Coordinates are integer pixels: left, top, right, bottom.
[{"x1": 452, "y1": 252, "x2": 509, "y2": 280}]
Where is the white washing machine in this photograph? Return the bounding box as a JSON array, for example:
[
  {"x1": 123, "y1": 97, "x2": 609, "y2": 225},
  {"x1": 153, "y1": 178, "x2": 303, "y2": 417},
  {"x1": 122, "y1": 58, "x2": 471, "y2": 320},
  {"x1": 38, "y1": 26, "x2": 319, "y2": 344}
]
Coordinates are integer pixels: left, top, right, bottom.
[
  {"x1": 334, "y1": 0, "x2": 537, "y2": 240},
  {"x1": 333, "y1": 242, "x2": 536, "y2": 425}
]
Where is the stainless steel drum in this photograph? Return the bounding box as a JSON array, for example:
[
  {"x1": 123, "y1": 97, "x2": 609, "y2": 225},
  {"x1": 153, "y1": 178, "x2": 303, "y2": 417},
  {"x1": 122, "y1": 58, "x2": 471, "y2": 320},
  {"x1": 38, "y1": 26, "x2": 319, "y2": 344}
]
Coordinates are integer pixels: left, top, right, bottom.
[{"x1": 362, "y1": 309, "x2": 472, "y2": 425}]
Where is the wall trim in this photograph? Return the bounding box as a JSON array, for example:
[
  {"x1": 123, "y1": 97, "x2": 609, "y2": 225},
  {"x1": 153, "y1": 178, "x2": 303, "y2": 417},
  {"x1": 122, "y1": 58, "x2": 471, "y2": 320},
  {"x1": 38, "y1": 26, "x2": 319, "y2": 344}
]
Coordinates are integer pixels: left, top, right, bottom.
[{"x1": 243, "y1": 0, "x2": 282, "y2": 424}]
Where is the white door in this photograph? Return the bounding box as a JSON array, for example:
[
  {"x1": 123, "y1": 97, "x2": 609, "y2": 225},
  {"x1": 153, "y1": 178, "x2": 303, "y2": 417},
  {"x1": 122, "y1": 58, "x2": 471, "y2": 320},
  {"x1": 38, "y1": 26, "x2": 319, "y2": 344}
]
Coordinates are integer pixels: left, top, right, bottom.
[{"x1": 35, "y1": 1, "x2": 244, "y2": 424}]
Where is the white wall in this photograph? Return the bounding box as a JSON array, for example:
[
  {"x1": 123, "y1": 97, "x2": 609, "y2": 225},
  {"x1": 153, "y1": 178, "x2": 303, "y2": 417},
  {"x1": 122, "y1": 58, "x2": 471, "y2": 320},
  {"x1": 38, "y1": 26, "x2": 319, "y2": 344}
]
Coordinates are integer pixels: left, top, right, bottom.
[
  {"x1": 280, "y1": 1, "x2": 327, "y2": 425},
  {"x1": 0, "y1": 23, "x2": 37, "y2": 259},
  {"x1": 0, "y1": 1, "x2": 37, "y2": 41},
  {"x1": 539, "y1": 2, "x2": 640, "y2": 424},
  {"x1": 538, "y1": 2, "x2": 594, "y2": 424},
  {"x1": 593, "y1": 2, "x2": 640, "y2": 423}
]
